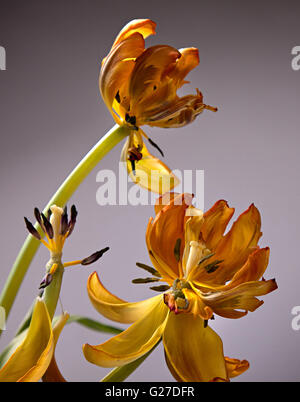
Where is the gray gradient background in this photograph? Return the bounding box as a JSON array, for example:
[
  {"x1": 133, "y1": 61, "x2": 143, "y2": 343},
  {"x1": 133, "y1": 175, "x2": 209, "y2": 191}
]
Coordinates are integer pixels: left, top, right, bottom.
[{"x1": 0, "y1": 0, "x2": 299, "y2": 382}]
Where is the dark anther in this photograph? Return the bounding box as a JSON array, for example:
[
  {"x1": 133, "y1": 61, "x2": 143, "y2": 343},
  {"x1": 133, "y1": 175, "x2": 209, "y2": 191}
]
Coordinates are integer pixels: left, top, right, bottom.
[
  {"x1": 115, "y1": 90, "x2": 121, "y2": 103},
  {"x1": 41, "y1": 213, "x2": 54, "y2": 239},
  {"x1": 34, "y1": 207, "x2": 42, "y2": 227},
  {"x1": 198, "y1": 253, "x2": 215, "y2": 265},
  {"x1": 153, "y1": 85, "x2": 157, "y2": 90},
  {"x1": 81, "y1": 247, "x2": 110, "y2": 265},
  {"x1": 24, "y1": 217, "x2": 41, "y2": 240},
  {"x1": 39, "y1": 273, "x2": 53, "y2": 290},
  {"x1": 128, "y1": 147, "x2": 143, "y2": 176},
  {"x1": 136, "y1": 262, "x2": 161, "y2": 277},
  {"x1": 67, "y1": 205, "x2": 78, "y2": 237},
  {"x1": 204, "y1": 259, "x2": 224, "y2": 274},
  {"x1": 148, "y1": 137, "x2": 164, "y2": 157},
  {"x1": 204, "y1": 320, "x2": 208, "y2": 328},
  {"x1": 173, "y1": 238, "x2": 181, "y2": 262},
  {"x1": 132, "y1": 277, "x2": 160, "y2": 284},
  {"x1": 150, "y1": 285, "x2": 171, "y2": 292},
  {"x1": 60, "y1": 207, "x2": 68, "y2": 236},
  {"x1": 47, "y1": 209, "x2": 52, "y2": 220}
]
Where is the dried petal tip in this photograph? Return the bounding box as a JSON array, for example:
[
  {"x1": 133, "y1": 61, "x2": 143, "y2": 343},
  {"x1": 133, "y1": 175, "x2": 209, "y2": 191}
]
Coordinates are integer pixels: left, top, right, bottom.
[
  {"x1": 81, "y1": 247, "x2": 110, "y2": 266},
  {"x1": 39, "y1": 273, "x2": 53, "y2": 289},
  {"x1": 24, "y1": 217, "x2": 41, "y2": 240}
]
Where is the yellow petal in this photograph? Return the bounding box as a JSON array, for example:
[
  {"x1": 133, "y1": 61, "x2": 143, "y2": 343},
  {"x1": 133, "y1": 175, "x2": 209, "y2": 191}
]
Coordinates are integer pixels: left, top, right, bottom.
[
  {"x1": 163, "y1": 312, "x2": 228, "y2": 382},
  {"x1": 112, "y1": 19, "x2": 156, "y2": 48},
  {"x1": 121, "y1": 131, "x2": 180, "y2": 194},
  {"x1": 225, "y1": 357, "x2": 249, "y2": 378},
  {"x1": 0, "y1": 298, "x2": 54, "y2": 382},
  {"x1": 83, "y1": 297, "x2": 168, "y2": 368},
  {"x1": 42, "y1": 312, "x2": 69, "y2": 382},
  {"x1": 87, "y1": 271, "x2": 163, "y2": 323}
]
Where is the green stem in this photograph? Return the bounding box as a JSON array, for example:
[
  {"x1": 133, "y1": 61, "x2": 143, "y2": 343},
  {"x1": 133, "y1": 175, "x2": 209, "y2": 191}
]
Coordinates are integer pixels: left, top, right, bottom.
[
  {"x1": 43, "y1": 262, "x2": 64, "y2": 321},
  {"x1": 100, "y1": 341, "x2": 160, "y2": 382},
  {"x1": 0, "y1": 124, "x2": 130, "y2": 327}
]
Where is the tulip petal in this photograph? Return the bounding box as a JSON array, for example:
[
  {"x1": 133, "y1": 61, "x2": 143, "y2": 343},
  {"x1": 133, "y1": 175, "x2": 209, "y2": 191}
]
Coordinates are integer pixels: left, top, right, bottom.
[
  {"x1": 129, "y1": 45, "x2": 181, "y2": 117},
  {"x1": 194, "y1": 204, "x2": 262, "y2": 285},
  {"x1": 170, "y1": 47, "x2": 200, "y2": 88},
  {"x1": 221, "y1": 247, "x2": 270, "y2": 291},
  {"x1": 201, "y1": 200, "x2": 235, "y2": 250},
  {"x1": 121, "y1": 132, "x2": 180, "y2": 194},
  {"x1": 200, "y1": 279, "x2": 278, "y2": 317},
  {"x1": 146, "y1": 193, "x2": 192, "y2": 278},
  {"x1": 87, "y1": 271, "x2": 163, "y2": 323},
  {"x1": 163, "y1": 313, "x2": 228, "y2": 382},
  {"x1": 42, "y1": 312, "x2": 69, "y2": 382},
  {"x1": 83, "y1": 297, "x2": 168, "y2": 367},
  {"x1": 100, "y1": 33, "x2": 145, "y2": 123},
  {"x1": 0, "y1": 298, "x2": 54, "y2": 382},
  {"x1": 225, "y1": 357, "x2": 249, "y2": 378},
  {"x1": 112, "y1": 19, "x2": 156, "y2": 48}
]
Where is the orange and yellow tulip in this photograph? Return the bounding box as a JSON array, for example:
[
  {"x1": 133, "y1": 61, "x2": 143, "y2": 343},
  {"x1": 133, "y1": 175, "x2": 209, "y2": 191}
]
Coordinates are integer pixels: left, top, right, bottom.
[
  {"x1": 100, "y1": 19, "x2": 217, "y2": 193},
  {"x1": 83, "y1": 194, "x2": 277, "y2": 381}
]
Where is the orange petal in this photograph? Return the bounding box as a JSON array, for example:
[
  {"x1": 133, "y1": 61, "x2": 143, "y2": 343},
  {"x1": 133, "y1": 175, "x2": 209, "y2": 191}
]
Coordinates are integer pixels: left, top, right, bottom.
[
  {"x1": 163, "y1": 312, "x2": 228, "y2": 381},
  {"x1": 100, "y1": 33, "x2": 145, "y2": 123},
  {"x1": 225, "y1": 357, "x2": 249, "y2": 378},
  {"x1": 128, "y1": 45, "x2": 181, "y2": 118},
  {"x1": 144, "y1": 91, "x2": 216, "y2": 128},
  {"x1": 221, "y1": 247, "x2": 270, "y2": 291},
  {"x1": 200, "y1": 279, "x2": 278, "y2": 317},
  {"x1": 170, "y1": 47, "x2": 200, "y2": 88},
  {"x1": 146, "y1": 193, "x2": 193, "y2": 278},
  {"x1": 112, "y1": 19, "x2": 156, "y2": 48},
  {"x1": 201, "y1": 200, "x2": 235, "y2": 250},
  {"x1": 87, "y1": 271, "x2": 163, "y2": 323},
  {"x1": 83, "y1": 297, "x2": 168, "y2": 368},
  {"x1": 195, "y1": 204, "x2": 262, "y2": 285}
]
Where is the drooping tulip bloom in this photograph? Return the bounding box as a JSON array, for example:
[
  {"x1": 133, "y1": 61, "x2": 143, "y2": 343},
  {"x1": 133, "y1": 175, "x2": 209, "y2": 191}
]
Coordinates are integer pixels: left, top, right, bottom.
[
  {"x1": 83, "y1": 194, "x2": 277, "y2": 381},
  {"x1": 100, "y1": 19, "x2": 217, "y2": 193}
]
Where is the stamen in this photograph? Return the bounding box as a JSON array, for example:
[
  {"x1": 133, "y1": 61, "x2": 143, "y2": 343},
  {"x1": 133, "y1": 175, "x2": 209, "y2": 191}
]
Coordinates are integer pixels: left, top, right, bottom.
[
  {"x1": 198, "y1": 253, "x2": 215, "y2": 265},
  {"x1": 41, "y1": 213, "x2": 54, "y2": 239},
  {"x1": 34, "y1": 207, "x2": 43, "y2": 227},
  {"x1": 150, "y1": 285, "x2": 171, "y2": 292},
  {"x1": 49, "y1": 263, "x2": 58, "y2": 275},
  {"x1": 173, "y1": 238, "x2": 181, "y2": 262},
  {"x1": 204, "y1": 259, "x2": 223, "y2": 274},
  {"x1": 24, "y1": 217, "x2": 41, "y2": 240},
  {"x1": 39, "y1": 273, "x2": 53, "y2": 290},
  {"x1": 67, "y1": 205, "x2": 78, "y2": 237},
  {"x1": 148, "y1": 137, "x2": 164, "y2": 157},
  {"x1": 136, "y1": 262, "x2": 161, "y2": 277},
  {"x1": 81, "y1": 247, "x2": 110, "y2": 265},
  {"x1": 132, "y1": 277, "x2": 160, "y2": 284},
  {"x1": 60, "y1": 207, "x2": 69, "y2": 236},
  {"x1": 63, "y1": 260, "x2": 82, "y2": 268}
]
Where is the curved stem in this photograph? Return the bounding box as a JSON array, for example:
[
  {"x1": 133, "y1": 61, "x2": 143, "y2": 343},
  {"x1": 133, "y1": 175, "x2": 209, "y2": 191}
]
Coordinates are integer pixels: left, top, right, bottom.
[{"x1": 0, "y1": 124, "x2": 130, "y2": 326}]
